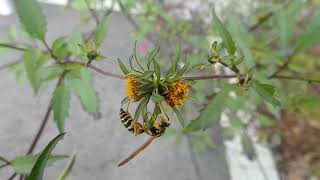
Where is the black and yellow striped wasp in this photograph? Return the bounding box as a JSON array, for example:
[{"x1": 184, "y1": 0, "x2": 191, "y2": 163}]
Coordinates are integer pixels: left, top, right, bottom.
[{"x1": 119, "y1": 108, "x2": 170, "y2": 137}]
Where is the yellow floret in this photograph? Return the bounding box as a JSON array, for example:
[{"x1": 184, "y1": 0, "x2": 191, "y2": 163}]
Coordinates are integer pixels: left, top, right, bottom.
[
  {"x1": 125, "y1": 74, "x2": 142, "y2": 101},
  {"x1": 164, "y1": 80, "x2": 188, "y2": 107}
]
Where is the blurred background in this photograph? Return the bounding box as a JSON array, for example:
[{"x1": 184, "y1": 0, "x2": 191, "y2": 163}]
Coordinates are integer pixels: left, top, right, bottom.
[{"x1": 0, "y1": 0, "x2": 319, "y2": 180}]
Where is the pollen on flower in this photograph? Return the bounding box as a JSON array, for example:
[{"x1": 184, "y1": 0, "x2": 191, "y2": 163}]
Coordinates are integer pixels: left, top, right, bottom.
[
  {"x1": 125, "y1": 74, "x2": 142, "y2": 101},
  {"x1": 165, "y1": 80, "x2": 188, "y2": 107}
]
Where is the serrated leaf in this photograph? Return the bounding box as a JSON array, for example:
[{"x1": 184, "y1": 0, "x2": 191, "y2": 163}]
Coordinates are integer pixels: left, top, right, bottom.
[
  {"x1": 29, "y1": 133, "x2": 66, "y2": 180},
  {"x1": 52, "y1": 84, "x2": 70, "y2": 133},
  {"x1": 24, "y1": 49, "x2": 50, "y2": 93},
  {"x1": 67, "y1": 68, "x2": 98, "y2": 113},
  {"x1": 57, "y1": 152, "x2": 76, "y2": 180},
  {"x1": 212, "y1": 9, "x2": 236, "y2": 55},
  {"x1": 10, "y1": 154, "x2": 68, "y2": 175},
  {"x1": 252, "y1": 81, "x2": 281, "y2": 107},
  {"x1": 151, "y1": 92, "x2": 164, "y2": 103},
  {"x1": 118, "y1": 58, "x2": 130, "y2": 75},
  {"x1": 184, "y1": 84, "x2": 235, "y2": 132},
  {"x1": 94, "y1": 15, "x2": 109, "y2": 47},
  {"x1": 15, "y1": 0, "x2": 47, "y2": 40},
  {"x1": 174, "y1": 108, "x2": 184, "y2": 127}
]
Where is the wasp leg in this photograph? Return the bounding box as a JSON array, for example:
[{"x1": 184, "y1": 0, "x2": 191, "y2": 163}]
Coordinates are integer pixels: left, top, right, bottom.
[{"x1": 132, "y1": 121, "x2": 144, "y2": 136}]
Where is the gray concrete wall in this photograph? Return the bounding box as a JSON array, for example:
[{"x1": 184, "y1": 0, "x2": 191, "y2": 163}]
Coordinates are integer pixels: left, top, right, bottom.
[{"x1": 0, "y1": 4, "x2": 230, "y2": 180}]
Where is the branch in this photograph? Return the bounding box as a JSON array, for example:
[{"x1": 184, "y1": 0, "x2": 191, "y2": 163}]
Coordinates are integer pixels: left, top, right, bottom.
[
  {"x1": 272, "y1": 75, "x2": 320, "y2": 84},
  {"x1": 88, "y1": 64, "x2": 125, "y2": 80},
  {"x1": 84, "y1": 0, "x2": 100, "y2": 25},
  {"x1": 249, "y1": 12, "x2": 273, "y2": 32},
  {"x1": 41, "y1": 39, "x2": 58, "y2": 61},
  {"x1": 268, "y1": 51, "x2": 296, "y2": 79},
  {"x1": 0, "y1": 59, "x2": 23, "y2": 71},
  {"x1": 218, "y1": 61, "x2": 241, "y2": 75},
  {"x1": 118, "y1": 136, "x2": 156, "y2": 166},
  {"x1": 0, "y1": 43, "x2": 27, "y2": 51},
  {"x1": 182, "y1": 74, "x2": 237, "y2": 81}
]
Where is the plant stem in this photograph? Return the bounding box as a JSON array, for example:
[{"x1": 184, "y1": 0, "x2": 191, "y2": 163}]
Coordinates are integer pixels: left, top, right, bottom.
[
  {"x1": 0, "y1": 43, "x2": 27, "y2": 51},
  {"x1": 0, "y1": 59, "x2": 23, "y2": 71},
  {"x1": 87, "y1": 64, "x2": 125, "y2": 80},
  {"x1": 84, "y1": 0, "x2": 100, "y2": 25},
  {"x1": 272, "y1": 75, "x2": 320, "y2": 84},
  {"x1": 249, "y1": 12, "x2": 273, "y2": 32},
  {"x1": 41, "y1": 39, "x2": 58, "y2": 61},
  {"x1": 118, "y1": 136, "x2": 156, "y2": 166},
  {"x1": 182, "y1": 74, "x2": 237, "y2": 81},
  {"x1": 268, "y1": 51, "x2": 296, "y2": 79},
  {"x1": 8, "y1": 173, "x2": 17, "y2": 180},
  {"x1": 0, "y1": 162, "x2": 9, "y2": 169}
]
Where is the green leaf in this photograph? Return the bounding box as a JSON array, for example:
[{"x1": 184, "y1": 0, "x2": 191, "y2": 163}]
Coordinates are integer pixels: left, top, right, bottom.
[
  {"x1": 52, "y1": 84, "x2": 70, "y2": 133},
  {"x1": 212, "y1": 9, "x2": 236, "y2": 55},
  {"x1": 67, "y1": 68, "x2": 98, "y2": 113},
  {"x1": 146, "y1": 47, "x2": 160, "y2": 69},
  {"x1": 296, "y1": 16, "x2": 320, "y2": 51},
  {"x1": 57, "y1": 152, "x2": 76, "y2": 180},
  {"x1": 134, "y1": 96, "x2": 149, "y2": 121},
  {"x1": 52, "y1": 37, "x2": 69, "y2": 60},
  {"x1": 241, "y1": 132, "x2": 256, "y2": 161},
  {"x1": 118, "y1": 58, "x2": 130, "y2": 75},
  {"x1": 153, "y1": 60, "x2": 161, "y2": 81},
  {"x1": 121, "y1": 97, "x2": 130, "y2": 106},
  {"x1": 151, "y1": 92, "x2": 164, "y2": 103},
  {"x1": 24, "y1": 49, "x2": 50, "y2": 93},
  {"x1": 174, "y1": 108, "x2": 184, "y2": 127},
  {"x1": 184, "y1": 84, "x2": 235, "y2": 132},
  {"x1": 172, "y1": 45, "x2": 181, "y2": 73},
  {"x1": 94, "y1": 15, "x2": 109, "y2": 47},
  {"x1": 174, "y1": 61, "x2": 190, "y2": 79},
  {"x1": 252, "y1": 81, "x2": 281, "y2": 107},
  {"x1": 15, "y1": 0, "x2": 47, "y2": 40},
  {"x1": 68, "y1": 29, "x2": 83, "y2": 56},
  {"x1": 10, "y1": 154, "x2": 68, "y2": 175},
  {"x1": 29, "y1": 133, "x2": 66, "y2": 180}
]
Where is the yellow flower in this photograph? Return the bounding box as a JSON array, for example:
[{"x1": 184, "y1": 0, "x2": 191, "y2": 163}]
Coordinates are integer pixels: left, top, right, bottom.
[
  {"x1": 165, "y1": 80, "x2": 188, "y2": 107},
  {"x1": 125, "y1": 74, "x2": 142, "y2": 101}
]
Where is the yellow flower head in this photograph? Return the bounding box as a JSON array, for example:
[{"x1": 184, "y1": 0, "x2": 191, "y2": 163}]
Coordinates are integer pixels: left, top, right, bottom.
[
  {"x1": 125, "y1": 74, "x2": 142, "y2": 101},
  {"x1": 165, "y1": 80, "x2": 188, "y2": 107}
]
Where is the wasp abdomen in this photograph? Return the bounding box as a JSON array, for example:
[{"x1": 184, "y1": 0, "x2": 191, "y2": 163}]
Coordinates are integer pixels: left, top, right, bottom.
[{"x1": 120, "y1": 108, "x2": 144, "y2": 135}]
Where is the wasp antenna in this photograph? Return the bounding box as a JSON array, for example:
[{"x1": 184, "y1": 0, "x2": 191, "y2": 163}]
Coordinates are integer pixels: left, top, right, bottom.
[{"x1": 118, "y1": 136, "x2": 156, "y2": 167}]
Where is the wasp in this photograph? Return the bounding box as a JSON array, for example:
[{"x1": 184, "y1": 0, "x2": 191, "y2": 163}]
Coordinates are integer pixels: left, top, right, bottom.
[{"x1": 119, "y1": 108, "x2": 171, "y2": 137}]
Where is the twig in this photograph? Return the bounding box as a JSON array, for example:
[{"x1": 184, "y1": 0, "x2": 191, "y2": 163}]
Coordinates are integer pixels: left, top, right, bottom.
[
  {"x1": 0, "y1": 59, "x2": 23, "y2": 71},
  {"x1": 8, "y1": 173, "x2": 17, "y2": 180},
  {"x1": 84, "y1": 0, "x2": 100, "y2": 25},
  {"x1": 218, "y1": 61, "x2": 241, "y2": 75},
  {"x1": 272, "y1": 75, "x2": 320, "y2": 84},
  {"x1": 249, "y1": 12, "x2": 273, "y2": 32},
  {"x1": 0, "y1": 43, "x2": 27, "y2": 51},
  {"x1": 41, "y1": 39, "x2": 58, "y2": 62},
  {"x1": 118, "y1": 136, "x2": 156, "y2": 166},
  {"x1": 182, "y1": 74, "x2": 237, "y2": 81},
  {"x1": 87, "y1": 64, "x2": 125, "y2": 80},
  {"x1": 0, "y1": 162, "x2": 9, "y2": 169},
  {"x1": 268, "y1": 51, "x2": 296, "y2": 79}
]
